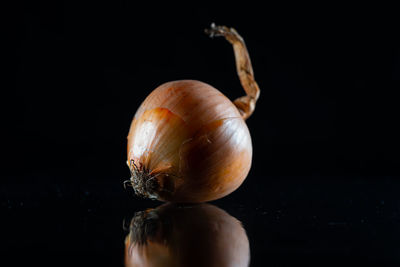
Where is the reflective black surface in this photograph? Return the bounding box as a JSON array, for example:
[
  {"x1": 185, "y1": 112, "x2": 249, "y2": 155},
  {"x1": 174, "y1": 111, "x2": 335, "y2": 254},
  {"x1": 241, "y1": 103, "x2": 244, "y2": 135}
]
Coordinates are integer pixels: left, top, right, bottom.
[{"x1": 2, "y1": 176, "x2": 400, "y2": 266}]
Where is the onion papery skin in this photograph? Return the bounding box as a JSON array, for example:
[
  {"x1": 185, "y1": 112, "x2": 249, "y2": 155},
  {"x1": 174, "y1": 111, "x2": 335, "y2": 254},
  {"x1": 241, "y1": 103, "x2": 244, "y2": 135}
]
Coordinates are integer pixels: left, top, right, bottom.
[{"x1": 127, "y1": 80, "x2": 252, "y2": 202}]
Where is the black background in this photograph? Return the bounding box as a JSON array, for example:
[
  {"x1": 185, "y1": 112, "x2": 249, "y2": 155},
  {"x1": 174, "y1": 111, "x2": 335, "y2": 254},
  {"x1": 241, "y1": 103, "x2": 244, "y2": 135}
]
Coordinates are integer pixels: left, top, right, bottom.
[{"x1": 3, "y1": 1, "x2": 400, "y2": 266}]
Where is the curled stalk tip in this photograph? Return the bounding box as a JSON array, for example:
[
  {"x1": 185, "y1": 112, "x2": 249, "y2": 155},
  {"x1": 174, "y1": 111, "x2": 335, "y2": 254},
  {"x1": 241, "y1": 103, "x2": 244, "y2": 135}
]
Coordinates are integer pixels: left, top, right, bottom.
[
  {"x1": 205, "y1": 23, "x2": 242, "y2": 43},
  {"x1": 204, "y1": 23, "x2": 260, "y2": 120}
]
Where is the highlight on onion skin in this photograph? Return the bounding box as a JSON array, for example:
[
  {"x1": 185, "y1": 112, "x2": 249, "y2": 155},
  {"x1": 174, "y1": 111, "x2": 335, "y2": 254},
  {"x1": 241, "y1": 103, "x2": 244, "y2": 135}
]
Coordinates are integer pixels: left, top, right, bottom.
[
  {"x1": 124, "y1": 203, "x2": 250, "y2": 267},
  {"x1": 125, "y1": 24, "x2": 260, "y2": 202}
]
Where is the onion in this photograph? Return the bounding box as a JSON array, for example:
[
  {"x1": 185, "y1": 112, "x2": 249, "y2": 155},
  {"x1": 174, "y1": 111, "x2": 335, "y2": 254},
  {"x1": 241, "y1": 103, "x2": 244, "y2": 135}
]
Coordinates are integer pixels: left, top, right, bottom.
[
  {"x1": 124, "y1": 203, "x2": 250, "y2": 267},
  {"x1": 125, "y1": 24, "x2": 260, "y2": 202}
]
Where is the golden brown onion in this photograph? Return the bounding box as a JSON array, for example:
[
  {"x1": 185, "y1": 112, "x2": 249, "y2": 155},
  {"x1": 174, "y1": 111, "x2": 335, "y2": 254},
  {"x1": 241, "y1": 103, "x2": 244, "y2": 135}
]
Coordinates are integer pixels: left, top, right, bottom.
[
  {"x1": 125, "y1": 24, "x2": 260, "y2": 202},
  {"x1": 124, "y1": 203, "x2": 250, "y2": 267}
]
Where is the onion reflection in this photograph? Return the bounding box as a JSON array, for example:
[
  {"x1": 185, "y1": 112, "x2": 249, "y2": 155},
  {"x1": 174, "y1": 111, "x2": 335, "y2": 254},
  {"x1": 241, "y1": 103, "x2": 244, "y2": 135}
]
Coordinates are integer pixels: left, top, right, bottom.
[{"x1": 124, "y1": 203, "x2": 250, "y2": 267}]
